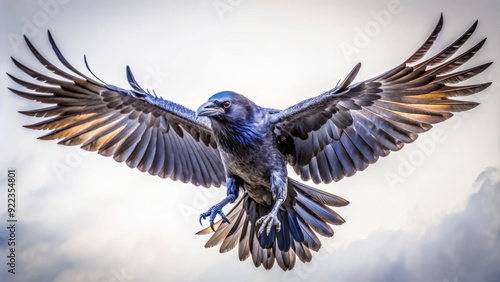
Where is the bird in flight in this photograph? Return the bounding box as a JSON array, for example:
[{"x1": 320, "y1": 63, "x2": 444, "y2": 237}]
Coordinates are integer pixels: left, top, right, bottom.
[{"x1": 9, "y1": 14, "x2": 492, "y2": 270}]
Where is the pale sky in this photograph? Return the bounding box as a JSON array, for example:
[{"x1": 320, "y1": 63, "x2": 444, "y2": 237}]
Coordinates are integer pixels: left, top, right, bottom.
[{"x1": 1, "y1": 1, "x2": 499, "y2": 281}]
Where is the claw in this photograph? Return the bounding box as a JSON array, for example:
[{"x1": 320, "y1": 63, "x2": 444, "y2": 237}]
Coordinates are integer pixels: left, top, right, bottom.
[
  {"x1": 199, "y1": 204, "x2": 231, "y2": 232},
  {"x1": 256, "y1": 213, "x2": 281, "y2": 236}
]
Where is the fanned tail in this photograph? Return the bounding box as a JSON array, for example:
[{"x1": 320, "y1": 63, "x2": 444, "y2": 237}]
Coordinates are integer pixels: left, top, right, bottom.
[{"x1": 196, "y1": 178, "x2": 348, "y2": 270}]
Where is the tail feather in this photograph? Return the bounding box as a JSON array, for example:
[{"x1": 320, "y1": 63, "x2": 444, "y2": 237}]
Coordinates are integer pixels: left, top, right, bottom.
[
  {"x1": 296, "y1": 216, "x2": 321, "y2": 251},
  {"x1": 196, "y1": 178, "x2": 349, "y2": 270},
  {"x1": 292, "y1": 239, "x2": 312, "y2": 263},
  {"x1": 276, "y1": 248, "x2": 296, "y2": 270},
  {"x1": 238, "y1": 216, "x2": 251, "y2": 260},
  {"x1": 277, "y1": 210, "x2": 292, "y2": 251},
  {"x1": 295, "y1": 202, "x2": 334, "y2": 237},
  {"x1": 220, "y1": 208, "x2": 245, "y2": 252},
  {"x1": 251, "y1": 232, "x2": 275, "y2": 269},
  {"x1": 296, "y1": 192, "x2": 345, "y2": 225},
  {"x1": 286, "y1": 208, "x2": 304, "y2": 242},
  {"x1": 290, "y1": 178, "x2": 350, "y2": 207}
]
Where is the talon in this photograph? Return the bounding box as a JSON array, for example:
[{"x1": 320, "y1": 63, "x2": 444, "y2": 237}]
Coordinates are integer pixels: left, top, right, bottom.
[
  {"x1": 209, "y1": 210, "x2": 218, "y2": 231},
  {"x1": 199, "y1": 204, "x2": 230, "y2": 232},
  {"x1": 199, "y1": 214, "x2": 206, "y2": 226},
  {"x1": 256, "y1": 213, "x2": 280, "y2": 236},
  {"x1": 220, "y1": 212, "x2": 230, "y2": 224}
]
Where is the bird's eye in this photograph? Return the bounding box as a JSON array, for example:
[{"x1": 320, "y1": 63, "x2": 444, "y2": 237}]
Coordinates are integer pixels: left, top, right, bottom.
[{"x1": 222, "y1": 101, "x2": 231, "y2": 109}]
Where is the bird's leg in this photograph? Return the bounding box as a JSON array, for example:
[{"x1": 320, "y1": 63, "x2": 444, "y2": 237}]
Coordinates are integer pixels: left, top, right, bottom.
[
  {"x1": 199, "y1": 177, "x2": 239, "y2": 232},
  {"x1": 257, "y1": 171, "x2": 287, "y2": 236}
]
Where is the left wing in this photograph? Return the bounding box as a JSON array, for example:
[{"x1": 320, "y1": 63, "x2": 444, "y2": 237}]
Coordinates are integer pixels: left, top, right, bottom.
[
  {"x1": 9, "y1": 31, "x2": 226, "y2": 188},
  {"x1": 271, "y1": 15, "x2": 492, "y2": 184}
]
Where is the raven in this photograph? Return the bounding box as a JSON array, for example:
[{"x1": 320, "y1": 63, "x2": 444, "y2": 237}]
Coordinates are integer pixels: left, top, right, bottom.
[{"x1": 9, "y1": 15, "x2": 492, "y2": 270}]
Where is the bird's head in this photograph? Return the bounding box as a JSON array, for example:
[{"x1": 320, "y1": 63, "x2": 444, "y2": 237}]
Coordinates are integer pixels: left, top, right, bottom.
[{"x1": 196, "y1": 91, "x2": 258, "y2": 124}]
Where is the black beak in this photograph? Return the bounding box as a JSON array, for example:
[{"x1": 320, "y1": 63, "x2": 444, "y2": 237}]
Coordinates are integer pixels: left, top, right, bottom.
[{"x1": 196, "y1": 101, "x2": 224, "y2": 118}]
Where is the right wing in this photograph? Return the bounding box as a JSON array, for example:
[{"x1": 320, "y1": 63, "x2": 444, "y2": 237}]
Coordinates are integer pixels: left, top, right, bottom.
[
  {"x1": 9, "y1": 31, "x2": 225, "y2": 188},
  {"x1": 270, "y1": 15, "x2": 492, "y2": 184}
]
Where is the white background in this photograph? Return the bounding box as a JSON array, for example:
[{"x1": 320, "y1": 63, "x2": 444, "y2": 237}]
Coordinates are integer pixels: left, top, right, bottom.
[{"x1": 1, "y1": 0, "x2": 499, "y2": 281}]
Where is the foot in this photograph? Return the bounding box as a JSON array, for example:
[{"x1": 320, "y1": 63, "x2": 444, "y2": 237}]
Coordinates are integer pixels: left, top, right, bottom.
[
  {"x1": 199, "y1": 203, "x2": 230, "y2": 232},
  {"x1": 256, "y1": 213, "x2": 281, "y2": 236}
]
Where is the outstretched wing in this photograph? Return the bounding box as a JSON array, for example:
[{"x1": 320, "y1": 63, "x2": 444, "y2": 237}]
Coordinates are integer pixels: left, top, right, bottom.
[
  {"x1": 271, "y1": 14, "x2": 492, "y2": 184},
  {"x1": 9, "y1": 31, "x2": 225, "y2": 188}
]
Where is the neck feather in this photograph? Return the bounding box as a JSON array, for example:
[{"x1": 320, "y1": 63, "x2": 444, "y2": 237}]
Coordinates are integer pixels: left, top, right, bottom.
[{"x1": 213, "y1": 121, "x2": 262, "y2": 154}]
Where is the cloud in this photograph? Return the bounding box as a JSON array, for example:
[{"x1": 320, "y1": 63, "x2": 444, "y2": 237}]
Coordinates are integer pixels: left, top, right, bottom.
[
  {"x1": 4, "y1": 167, "x2": 499, "y2": 282},
  {"x1": 296, "y1": 167, "x2": 500, "y2": 282}
]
